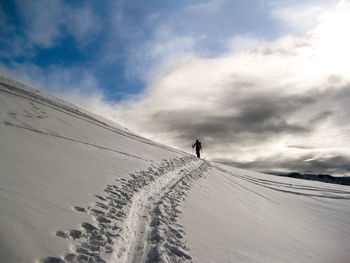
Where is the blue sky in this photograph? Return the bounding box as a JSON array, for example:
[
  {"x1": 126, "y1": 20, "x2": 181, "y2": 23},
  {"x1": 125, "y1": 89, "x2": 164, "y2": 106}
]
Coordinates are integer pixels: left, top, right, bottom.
[
  {"x1": 0, "y1": 0, "x2": 334, "y2": 100},
  {"x1": 3, "y1": 0, "x2": 350, "y2": 176}
]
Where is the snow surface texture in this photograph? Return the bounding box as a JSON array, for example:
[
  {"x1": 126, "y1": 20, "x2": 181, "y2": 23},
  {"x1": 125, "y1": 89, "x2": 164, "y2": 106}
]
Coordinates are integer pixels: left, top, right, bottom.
[
  {"x1": 1, "y1": 76, "x2": 350, "y2": 263},
  {"x1": 181, "y1": 165, "x2": 350, "y2": 263},
  {"x1": 46, "y1": 157, "x2": 208, "y2": 263}
]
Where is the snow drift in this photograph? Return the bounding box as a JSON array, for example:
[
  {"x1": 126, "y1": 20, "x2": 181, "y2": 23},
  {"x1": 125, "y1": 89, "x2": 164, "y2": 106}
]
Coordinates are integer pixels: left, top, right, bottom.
[{"x1": 1, "y1": 76, "x2": 350, "y2": 263}]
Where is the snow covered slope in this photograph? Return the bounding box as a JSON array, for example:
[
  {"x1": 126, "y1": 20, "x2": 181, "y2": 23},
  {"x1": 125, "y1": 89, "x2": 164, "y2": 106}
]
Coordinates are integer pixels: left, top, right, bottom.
[
  {"x1": 0, "y1": 77, "x2": 197, "y2": 263},
  {"x1": 1, "y1": 76, "x2": 350, "y2": 263},
  {"x1": 181, "y1": 165, "x2": 350, "y2": 263}
]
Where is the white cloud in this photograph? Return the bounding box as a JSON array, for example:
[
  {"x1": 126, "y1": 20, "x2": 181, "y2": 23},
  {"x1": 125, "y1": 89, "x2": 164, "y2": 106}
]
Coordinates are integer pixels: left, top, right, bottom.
[
  {"x1": 310, "y1": 0, "x2": 350, "y2": 77},
  {"x1": 125, "y1": 24, "x2": 198, "y2": 81},
  {"x1": 66, "y1": 6, "x2": 101, "y2": 44},
  {"x1": 15, "y1": 0, "x2": 65, "y2": 48},
  {"x1": 13, "y1": 0, "x2": 101, "y2": 49},
  {"x1": 226, "y1": 35, "x2": 269, "y2": 53},
  {"x1": 0, "y1": 62, "x2": 99, "y2": 97},
  {"x1": 186, "y1": 0, "x2": 226, "y2": 14},
  {"x1": 271, "y1": 4, "x2": 331, "y2": 33}
]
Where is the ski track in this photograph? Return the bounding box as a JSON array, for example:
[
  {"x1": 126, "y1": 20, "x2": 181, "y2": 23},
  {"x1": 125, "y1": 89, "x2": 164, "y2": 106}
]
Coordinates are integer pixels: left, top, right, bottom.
[
  {"x1": 214, "y1": 166, "x2": 350, "y2": 200},
  {"x1": 41, "y1": 156, "x2": 210, "y2": 263}
]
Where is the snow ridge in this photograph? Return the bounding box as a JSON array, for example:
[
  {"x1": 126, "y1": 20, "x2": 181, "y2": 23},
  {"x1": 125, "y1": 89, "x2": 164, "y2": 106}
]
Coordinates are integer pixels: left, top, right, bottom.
[
  {"x1": 41, "y1": 156, "x2": 208, "y2": 263},
  {"x1": 0, "y1": 76, "x2": 184, "y2": 156}
]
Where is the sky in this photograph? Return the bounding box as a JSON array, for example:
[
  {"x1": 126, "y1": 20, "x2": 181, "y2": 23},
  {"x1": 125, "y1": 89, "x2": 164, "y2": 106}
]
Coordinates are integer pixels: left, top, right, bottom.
[{"x1": 2, "y1": 0, "x2": 350, "y2": 176}]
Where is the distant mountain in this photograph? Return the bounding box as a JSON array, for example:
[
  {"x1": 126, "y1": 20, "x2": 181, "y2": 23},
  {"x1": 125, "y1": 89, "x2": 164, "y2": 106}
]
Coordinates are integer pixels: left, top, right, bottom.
[{"x1": 269, "y1": 172, "x2": 350, "y2": 186}]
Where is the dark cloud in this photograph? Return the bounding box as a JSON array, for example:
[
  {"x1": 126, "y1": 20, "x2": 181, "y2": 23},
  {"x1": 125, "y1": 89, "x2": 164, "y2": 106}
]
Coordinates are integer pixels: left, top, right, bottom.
[
  {"x1": 125, "y1": 79, "x2": 350, "y2": 176},
  {"x1": 309, "y1": 111, "x2": 333, "y2": 125},
  {"x1": 287, "y1": 145, "x2": 315, "y2": 150},
  {"x1": 149, "y1": 92, "x2": 316, "y2": 148}
]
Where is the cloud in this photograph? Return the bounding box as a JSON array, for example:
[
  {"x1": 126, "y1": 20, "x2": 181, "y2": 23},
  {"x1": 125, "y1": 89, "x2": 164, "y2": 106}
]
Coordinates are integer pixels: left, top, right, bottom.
[
  {"x1": 271, "y1": 4, "x2": 331, "y2": 33},
  {"x1": 0, "y1": 62, "x2": 99, "y2": 96},
  {"x1": 126, "y1": 28, "x2": 197, "y2": 81},
  {"x1": 225, "y1": 35, "x2": 269, "y2": 53},
  {"x1": 186, "y1": 0, "x2": 226, "y2": 14},
  {"x1": 10, "y1": 0, "x2": 101, "y2": 51},
  {"x1": 14, "y1": 0, "x2": 65, "y2": 48},
  {"x1": 146, "y1": 92, "x2": 314, "y2": 145},
  {"x1": 65, "y1": 6, "x2": 101, "y2": 44}
]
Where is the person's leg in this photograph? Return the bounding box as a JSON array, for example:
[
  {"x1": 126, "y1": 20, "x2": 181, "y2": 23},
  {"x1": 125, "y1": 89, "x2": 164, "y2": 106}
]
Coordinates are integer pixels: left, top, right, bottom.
[{"x1": 196, "y1": 150, "x2": 200, "y2": 158}]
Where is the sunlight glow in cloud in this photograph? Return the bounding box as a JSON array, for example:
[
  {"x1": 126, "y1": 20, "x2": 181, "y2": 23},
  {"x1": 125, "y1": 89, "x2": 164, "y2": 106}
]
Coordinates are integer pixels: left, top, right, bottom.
[{"x1": 312, "y1": 1, "x2": 350, "y2": 77}]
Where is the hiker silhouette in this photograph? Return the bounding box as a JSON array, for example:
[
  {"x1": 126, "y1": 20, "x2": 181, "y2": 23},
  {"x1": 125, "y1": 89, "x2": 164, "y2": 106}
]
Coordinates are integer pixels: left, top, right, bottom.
[{"x1": 192, "y1": 139, "x2": 202, "y2": 158}]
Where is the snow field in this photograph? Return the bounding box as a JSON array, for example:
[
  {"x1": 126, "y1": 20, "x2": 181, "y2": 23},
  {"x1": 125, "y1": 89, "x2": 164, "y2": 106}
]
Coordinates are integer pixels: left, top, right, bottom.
[{"x1": 2, "y1": 76, "x2": 350, "y2": 263}]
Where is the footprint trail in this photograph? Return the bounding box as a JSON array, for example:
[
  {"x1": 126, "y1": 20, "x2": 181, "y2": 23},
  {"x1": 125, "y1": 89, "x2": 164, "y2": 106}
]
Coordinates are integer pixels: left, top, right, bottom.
[{"x1": 41, "y1": 156, "x2": 210, "y2": 263}]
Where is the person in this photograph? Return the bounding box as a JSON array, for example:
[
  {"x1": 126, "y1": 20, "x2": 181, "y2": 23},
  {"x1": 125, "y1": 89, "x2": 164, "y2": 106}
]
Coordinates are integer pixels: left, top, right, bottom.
[{"x1": 192, "y1": 139, "x2": 202, "y2": 158}]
